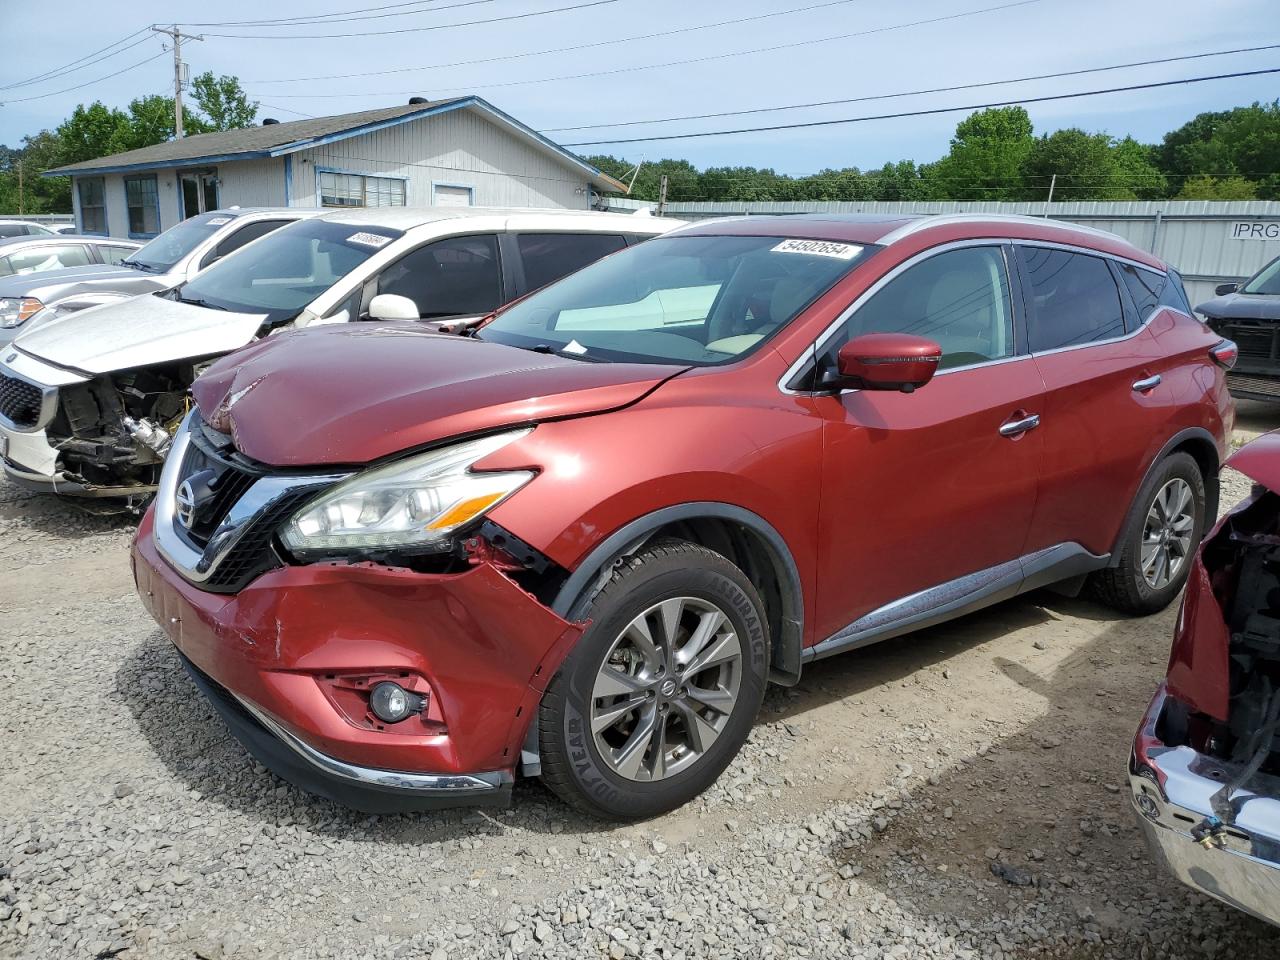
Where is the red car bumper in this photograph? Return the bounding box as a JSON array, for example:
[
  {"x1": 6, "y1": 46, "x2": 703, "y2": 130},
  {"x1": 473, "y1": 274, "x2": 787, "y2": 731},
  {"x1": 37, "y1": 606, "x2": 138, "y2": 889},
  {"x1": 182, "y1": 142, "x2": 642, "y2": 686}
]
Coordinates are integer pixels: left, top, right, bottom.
[{"x1": 130, "y1": 509, "x2": 583, "y2": 812}]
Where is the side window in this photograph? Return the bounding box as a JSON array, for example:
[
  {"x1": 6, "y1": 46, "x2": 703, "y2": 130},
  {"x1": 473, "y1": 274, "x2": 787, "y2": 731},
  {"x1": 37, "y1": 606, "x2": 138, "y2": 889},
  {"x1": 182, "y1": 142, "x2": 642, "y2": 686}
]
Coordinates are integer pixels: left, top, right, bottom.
[
  {"x1": 375, "y1": 234, "x2": 502, "y2": 319},
  {"x1": 1162, "y1": 268, "x2": 1194, "y2": 315},
  {"x1": 1020, "y1": 247, "x2": 1126, "y2": 351},
  {"x1": 99, "y1": 245, "x2": 136, "y2": 266},
  {"x1": 835, "y1": 246, "x2": 1014, "y2": 370},
  {"x1": 0, "y1": 225, "x2": 26, "y2": 238},
  {"x1": 516, "y1": 233, "x2": 627, "y2": 292},
  {"x1": 0, "y1": 257, "x2": 10, "y2": 276},
  {"x1": 201, "y1": 220, "x2": 290, "y2": 269},
  {"x1": 4, "y1": 244, "x2": 93, "y2": 275},
  {"x1": 1117, "y1": 263, "x2": 1166, "y2": 324}
]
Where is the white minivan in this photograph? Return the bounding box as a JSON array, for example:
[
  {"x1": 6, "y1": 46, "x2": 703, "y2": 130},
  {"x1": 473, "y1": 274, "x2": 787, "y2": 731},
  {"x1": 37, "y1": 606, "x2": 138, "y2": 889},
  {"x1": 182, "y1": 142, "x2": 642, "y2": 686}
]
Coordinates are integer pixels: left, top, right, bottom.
[{"x1": 0, "y1": 208, "x2": 678, "y2": 503}]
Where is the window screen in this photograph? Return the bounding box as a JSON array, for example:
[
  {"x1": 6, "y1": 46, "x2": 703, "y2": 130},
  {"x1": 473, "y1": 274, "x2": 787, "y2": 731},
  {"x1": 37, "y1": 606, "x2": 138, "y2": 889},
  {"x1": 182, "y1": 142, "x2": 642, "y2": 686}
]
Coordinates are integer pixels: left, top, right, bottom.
[
  {"x1": 78, "y1": 178, "x2": 106, "y2": 234},
  {"x1": 838, "y1": 246, "x2": 1015, "y2": 370},
  {"x1": 1021, "y1": 247, "x2": 1126, "y2": 351},
  {"x1": 376, "y1": 234, "x2": 502, "y2": 318},
  {"x1": 124, "y1": 176, "x2": 160, "y2": 236},
  {"x1": 517, "y1": 233, "x2": 627, "y2": 292},
  {"x1": 318, "y1": 171, "x2": 406, "y2": 207}
]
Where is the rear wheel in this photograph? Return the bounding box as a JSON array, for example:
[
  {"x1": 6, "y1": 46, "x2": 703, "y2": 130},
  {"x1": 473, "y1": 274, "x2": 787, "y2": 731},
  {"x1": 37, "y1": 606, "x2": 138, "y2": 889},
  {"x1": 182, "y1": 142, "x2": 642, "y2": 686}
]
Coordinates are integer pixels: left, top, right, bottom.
[
  {"x1": 1090, "y1": 451, "x2": 1206, "y2": 615},
  {"x1": 538, "y1": 540, "x2": 768, "y2": 820}
]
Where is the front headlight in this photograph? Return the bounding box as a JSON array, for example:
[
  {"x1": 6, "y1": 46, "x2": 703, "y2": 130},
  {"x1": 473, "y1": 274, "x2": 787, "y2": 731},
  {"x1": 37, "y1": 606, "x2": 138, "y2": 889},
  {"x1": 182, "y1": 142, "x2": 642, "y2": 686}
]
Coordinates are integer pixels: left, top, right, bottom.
[
  {"x1": 0, "y1": 297, "x2": 42, "y2": 328},
  {"x1": 281, "y1": 429, "x2": 534, "y2": 554}
]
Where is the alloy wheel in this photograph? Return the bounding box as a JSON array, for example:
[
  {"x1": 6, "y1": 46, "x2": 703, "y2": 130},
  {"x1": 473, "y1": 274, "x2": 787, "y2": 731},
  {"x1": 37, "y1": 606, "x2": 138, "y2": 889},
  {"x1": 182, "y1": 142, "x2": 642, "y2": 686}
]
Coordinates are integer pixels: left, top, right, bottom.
[
  {"x1": 589, "y1": 596, "x2": 742, "y2": 782},
  {"x1": 1140, "y1": 477, "x2": 1195, "y2": 590}
]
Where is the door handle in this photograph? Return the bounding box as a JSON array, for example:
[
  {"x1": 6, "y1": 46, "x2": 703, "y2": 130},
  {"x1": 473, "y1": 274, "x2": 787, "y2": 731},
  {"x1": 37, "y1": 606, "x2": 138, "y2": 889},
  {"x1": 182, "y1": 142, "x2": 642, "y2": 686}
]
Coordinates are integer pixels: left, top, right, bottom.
[
  {"x1": 1132, "y1": 374, "x2": 1162, "y2": 392},
  {"x1": 998, "y1": 413, "x2": 1040, "y2": 438}
]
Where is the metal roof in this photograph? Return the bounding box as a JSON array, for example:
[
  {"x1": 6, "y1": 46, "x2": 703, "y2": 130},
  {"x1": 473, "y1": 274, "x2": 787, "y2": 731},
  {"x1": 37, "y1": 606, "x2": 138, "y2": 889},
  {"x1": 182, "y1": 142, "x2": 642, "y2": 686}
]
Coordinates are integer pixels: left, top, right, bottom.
[{"x1": 44, "y1": 97, "x2": 628, "y2": 193}]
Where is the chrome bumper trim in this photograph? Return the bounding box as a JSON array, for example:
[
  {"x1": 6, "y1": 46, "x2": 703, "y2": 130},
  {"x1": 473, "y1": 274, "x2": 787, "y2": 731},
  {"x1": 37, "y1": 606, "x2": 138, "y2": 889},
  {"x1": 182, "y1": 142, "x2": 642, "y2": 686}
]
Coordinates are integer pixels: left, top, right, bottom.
[
  {"x1": 1130, "y1": 686, "x2": 1280, "y2": 926},
  {"x1": 236, "y1": 695, "x2": 509, "y2": 796}
]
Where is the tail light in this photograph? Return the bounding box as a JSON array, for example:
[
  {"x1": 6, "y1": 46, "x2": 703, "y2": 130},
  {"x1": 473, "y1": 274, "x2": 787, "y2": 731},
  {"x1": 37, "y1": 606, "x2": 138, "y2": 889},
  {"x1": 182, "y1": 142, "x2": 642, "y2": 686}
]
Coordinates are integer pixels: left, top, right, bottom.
[{"x1": 1210, "y1": 339, "x2": 1238, "y2": 369}]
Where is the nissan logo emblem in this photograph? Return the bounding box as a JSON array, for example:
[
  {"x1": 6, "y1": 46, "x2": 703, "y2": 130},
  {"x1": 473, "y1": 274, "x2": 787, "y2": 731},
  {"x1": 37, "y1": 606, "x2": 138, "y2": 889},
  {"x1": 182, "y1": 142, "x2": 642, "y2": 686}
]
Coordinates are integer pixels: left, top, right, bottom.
[{"x1": 175, "y1": 480, "x2": 198, "y2": 530}]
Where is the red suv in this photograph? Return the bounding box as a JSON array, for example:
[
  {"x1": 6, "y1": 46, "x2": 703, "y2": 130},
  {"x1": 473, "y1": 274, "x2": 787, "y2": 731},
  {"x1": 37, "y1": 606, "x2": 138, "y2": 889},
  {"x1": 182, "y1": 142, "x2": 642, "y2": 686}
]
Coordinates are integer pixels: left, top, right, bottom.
[{"x1": 132, "y1": 214, "x2": 1235, "y2": 819}]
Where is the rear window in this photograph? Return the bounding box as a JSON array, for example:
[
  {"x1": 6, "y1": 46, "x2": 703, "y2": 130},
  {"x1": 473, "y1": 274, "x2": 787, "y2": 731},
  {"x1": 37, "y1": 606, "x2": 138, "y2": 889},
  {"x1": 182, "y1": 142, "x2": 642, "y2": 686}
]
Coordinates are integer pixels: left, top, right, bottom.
[{"x1": 1021, "y1": 247, "x2": 1126, "y2": 351}]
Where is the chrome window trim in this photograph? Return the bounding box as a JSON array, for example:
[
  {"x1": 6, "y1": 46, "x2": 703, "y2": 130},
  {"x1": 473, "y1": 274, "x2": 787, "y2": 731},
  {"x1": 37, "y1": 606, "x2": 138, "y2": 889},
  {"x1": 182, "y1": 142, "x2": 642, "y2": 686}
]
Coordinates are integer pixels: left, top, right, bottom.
[
  {"x1": 779, "y1": 236, "x2": 1177, "y2": 395},
  {"x1": 154, "y1": 412, "x2": 349, "y2": 584},
  {"x1": 777, "y1": 238, "x2": 1020, "y2": 395}
]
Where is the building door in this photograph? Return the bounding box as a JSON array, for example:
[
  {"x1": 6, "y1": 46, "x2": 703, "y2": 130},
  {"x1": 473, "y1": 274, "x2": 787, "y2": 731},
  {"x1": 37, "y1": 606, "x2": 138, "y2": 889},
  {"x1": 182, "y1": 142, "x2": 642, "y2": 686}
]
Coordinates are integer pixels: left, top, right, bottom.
[
  {"x1": 180, "y1": 171, "x2": 220, "y2": 219},
  {"x1": 432, "y1": 184, "x2": 474, "y2": 207}
]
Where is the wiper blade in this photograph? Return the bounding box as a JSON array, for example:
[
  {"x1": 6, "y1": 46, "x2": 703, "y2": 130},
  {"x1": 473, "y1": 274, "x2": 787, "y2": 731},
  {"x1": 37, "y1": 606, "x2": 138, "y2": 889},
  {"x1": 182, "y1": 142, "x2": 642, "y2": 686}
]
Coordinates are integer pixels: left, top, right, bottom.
[
  {"x1": 120, "y1": 258, "x2": 155, "y2": 272},
  {"x1": 177, "y1": 295, "x2": 228, "y2": 311}
]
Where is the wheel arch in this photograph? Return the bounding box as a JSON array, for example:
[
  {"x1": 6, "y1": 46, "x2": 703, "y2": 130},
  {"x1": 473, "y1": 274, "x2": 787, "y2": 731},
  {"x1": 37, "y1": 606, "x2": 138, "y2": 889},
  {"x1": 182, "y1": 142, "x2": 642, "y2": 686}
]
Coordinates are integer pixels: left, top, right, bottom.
[
  {"x1": 1106, "y1": 426, "x2": 1221, "y2": 566},
  {"x1": 550, "y1": 502, "x2": 805, "y2": 687}
]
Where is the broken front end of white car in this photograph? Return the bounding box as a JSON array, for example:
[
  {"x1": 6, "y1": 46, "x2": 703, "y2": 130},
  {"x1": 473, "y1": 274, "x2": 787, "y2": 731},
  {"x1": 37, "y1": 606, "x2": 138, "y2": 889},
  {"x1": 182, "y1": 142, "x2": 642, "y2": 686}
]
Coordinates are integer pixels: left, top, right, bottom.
[{"x1": 0, "y1": 294, "x2": 268, "y2": 506}]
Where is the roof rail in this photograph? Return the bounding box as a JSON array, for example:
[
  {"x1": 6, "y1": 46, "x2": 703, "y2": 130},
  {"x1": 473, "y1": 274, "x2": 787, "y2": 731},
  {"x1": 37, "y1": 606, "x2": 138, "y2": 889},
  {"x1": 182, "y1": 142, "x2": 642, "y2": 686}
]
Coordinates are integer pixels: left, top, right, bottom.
[{"x1": 876, "y1": 212, "x2": 1128, "y2": 247}]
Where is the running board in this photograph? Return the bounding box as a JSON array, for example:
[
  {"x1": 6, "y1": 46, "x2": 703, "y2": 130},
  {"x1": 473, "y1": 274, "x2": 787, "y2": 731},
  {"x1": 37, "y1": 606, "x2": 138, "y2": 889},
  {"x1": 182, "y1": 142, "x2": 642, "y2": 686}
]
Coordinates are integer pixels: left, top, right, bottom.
[{"x1": 804, "y1": 543, "x2": 1109, "y2": 662}]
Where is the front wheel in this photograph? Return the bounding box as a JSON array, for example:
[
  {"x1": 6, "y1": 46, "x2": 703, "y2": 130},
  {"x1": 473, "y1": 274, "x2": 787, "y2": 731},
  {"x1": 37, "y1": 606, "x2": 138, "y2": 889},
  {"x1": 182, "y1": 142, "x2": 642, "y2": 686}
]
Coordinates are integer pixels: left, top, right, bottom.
[
  {"x1": 1090, "y1": 451, "x2": 1206, "y2": 615},
  {"x1": 537, "y1": 540, "x2": 769, "y2": 820}
]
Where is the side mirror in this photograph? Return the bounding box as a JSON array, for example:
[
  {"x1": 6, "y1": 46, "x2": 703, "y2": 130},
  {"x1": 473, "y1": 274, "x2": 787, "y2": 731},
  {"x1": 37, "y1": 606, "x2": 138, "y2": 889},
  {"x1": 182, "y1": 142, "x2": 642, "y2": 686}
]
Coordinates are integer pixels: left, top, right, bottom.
[
  {"x1": 1215, "y1": 282, "x2": 1240, "y2": 297},
  {"x1": 367, "y1": 293, "x2": 420, "y2": 321},
  {"x1": 826, "y1": 333, "x2": 942, "y2": 393}
]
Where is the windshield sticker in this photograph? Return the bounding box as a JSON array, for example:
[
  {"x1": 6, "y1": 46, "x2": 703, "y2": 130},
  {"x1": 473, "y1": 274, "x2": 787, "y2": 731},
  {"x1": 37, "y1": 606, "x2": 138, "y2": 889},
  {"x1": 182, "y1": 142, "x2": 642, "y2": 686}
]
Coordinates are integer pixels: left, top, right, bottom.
[
  {"x1": 206, "y1": 216, "x2": 233, "y2": 225},
  {"x1": 562, "y1": 339, "x2": 588, "y2": 355},
  {"x1": 346, "y1": 232, "x2": 392, "y2": 249},
  {"x1": 772, "y1": 239, "x2": 862, "y2": 260}
]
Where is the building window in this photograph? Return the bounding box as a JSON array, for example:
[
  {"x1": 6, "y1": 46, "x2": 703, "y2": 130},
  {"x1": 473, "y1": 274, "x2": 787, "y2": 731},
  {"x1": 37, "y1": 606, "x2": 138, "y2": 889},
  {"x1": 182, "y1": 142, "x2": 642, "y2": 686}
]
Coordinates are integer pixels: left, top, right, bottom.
[
  {"x1": 77, "y1": 178, "x2": 106, "y2": 234},
  {"x1": 318, "y1": 170, "x2": 406, "y2": 208},
  {"x1": 124, "y1": 175, "x2": 160, "y2": 237}
]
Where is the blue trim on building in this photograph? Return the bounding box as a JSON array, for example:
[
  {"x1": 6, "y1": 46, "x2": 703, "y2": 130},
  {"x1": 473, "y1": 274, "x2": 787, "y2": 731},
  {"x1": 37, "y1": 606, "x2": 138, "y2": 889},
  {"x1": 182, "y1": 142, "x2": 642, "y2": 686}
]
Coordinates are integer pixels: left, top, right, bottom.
[{"x1": 283, "y1": 155, "x2": 293, "y2": 206}]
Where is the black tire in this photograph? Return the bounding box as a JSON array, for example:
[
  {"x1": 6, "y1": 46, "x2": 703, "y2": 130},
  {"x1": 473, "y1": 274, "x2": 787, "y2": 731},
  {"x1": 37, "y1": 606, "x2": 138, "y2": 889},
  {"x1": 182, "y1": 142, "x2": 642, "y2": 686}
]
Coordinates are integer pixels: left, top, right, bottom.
[
  {"x1": 538, "y1": 539, "x2": 769, "y2": 820},
  {"x1": 1089, "y1": 451, "x2": 1206, "y2": 615}
]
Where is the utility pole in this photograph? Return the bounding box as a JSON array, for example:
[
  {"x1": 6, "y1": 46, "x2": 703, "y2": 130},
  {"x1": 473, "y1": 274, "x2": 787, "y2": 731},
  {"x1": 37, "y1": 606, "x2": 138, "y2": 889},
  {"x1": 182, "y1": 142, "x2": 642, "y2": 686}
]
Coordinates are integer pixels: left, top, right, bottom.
[
  {"x1": 151, "y1": 25, "x2": 202, "y2": 139},
  {"x1": 656, "y1": 174, "x2": 669, "y2": 216}
]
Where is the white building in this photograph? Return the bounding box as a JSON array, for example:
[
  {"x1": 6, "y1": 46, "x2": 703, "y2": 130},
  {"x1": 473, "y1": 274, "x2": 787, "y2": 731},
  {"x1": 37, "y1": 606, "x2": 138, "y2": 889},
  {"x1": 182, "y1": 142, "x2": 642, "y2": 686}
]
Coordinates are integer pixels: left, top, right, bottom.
[{"x1": 45, "y1": 97, "x2": 627, "y2": 239}]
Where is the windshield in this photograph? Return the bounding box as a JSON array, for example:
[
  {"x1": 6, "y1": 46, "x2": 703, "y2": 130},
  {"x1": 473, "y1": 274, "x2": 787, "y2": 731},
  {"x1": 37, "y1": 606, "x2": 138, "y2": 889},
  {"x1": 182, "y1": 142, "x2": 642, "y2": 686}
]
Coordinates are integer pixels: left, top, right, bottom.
[
  {"x1": 176, "y1": 220, "x2": 403, "y2": 323},
  {"x1": 1243, "y1": 255, "x2": 1280, "y2": 296},
  {"x1": 479, "y1": 234, "x2": 870, "y2": 365},
  {"x1": 127, "y1": 212, "x2": 234, "y2": 272}
]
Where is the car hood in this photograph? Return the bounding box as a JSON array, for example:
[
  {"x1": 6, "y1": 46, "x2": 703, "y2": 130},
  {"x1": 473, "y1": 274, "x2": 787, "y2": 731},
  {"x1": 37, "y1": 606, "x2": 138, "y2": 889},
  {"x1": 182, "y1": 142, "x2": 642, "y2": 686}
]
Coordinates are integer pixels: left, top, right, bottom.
[
  {"x1": 0, "y1": 264, "x2": 145, "y2": 298},
  {"x1": 1226, "y1": 430, "x2": 1280, "y2": 492},
  {"x1": 192, "y1": 323, "x2": 687, "y2": 467},
  {"x1": 1195, "y1": 291, "x2": 1280, "y2": 321},
  {"x1": 13, "y1": 292, "x2": 267, "y2": 375}
]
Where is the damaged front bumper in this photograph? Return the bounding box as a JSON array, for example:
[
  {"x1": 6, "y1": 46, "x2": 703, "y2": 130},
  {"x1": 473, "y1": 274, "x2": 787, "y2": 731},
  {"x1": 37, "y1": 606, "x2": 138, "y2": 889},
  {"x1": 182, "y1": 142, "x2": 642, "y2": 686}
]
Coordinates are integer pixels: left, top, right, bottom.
[
  {"x1": 132, "y1": 509, "x2": 583, "y2": 813},
  {"x1": 1130, "y1": 683, "x2": 1280, "y2": 926}
]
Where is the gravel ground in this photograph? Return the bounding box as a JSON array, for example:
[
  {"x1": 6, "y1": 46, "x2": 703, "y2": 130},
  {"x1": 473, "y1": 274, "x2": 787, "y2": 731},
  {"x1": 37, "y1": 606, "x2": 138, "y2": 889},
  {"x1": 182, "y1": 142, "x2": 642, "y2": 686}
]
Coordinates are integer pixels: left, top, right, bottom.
[{"x1": 4, "y1": 411, "x2": 1280, "y2": 960}]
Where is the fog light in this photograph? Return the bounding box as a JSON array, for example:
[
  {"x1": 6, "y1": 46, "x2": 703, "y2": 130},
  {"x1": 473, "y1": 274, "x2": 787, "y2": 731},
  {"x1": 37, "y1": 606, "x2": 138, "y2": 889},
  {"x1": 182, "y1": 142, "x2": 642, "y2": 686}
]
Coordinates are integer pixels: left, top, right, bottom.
[{"x1": 369, "y1": 681, "x2": 423, "y2": 723}]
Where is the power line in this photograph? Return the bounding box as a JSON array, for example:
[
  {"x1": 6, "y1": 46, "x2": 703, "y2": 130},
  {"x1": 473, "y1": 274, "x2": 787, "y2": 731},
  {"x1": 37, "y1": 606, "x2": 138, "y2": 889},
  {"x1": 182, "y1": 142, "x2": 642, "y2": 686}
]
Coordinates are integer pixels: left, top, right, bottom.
[
  {"x1": 562, "y1": 66, "x2": 1280, "y2": 146},
  {"x1": 201, "y1": 0, "x2": 619, "y2": 39},
  {"x1": 257, "y1": 103, "x2": 319, "y2": 119},
  {"x1": 545, "y1": 42, "x2": 1280, "y2": 133},
  {"x1": 0, "y1": 29, "x2": 152, "y2": 92},
  {"x1": 246, "y1": 0, "x2": 1043, "y2": 96},
  {"x1": 182, "y1": 0, "x2": 487, "y2": 28},
  {"x1": 245, "y1": 0, "x2": 870, "y2": 84},
  {"x1": 1, "y1": 51, "x2": 169, "y2": 105}
]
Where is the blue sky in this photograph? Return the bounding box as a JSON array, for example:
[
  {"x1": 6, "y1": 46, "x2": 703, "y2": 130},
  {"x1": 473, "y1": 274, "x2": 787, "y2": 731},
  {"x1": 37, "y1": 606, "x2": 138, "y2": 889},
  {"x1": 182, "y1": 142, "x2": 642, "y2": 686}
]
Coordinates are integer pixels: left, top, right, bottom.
[{"x1": 0, "y1": 0, "x2": 1274, "y2": 173}]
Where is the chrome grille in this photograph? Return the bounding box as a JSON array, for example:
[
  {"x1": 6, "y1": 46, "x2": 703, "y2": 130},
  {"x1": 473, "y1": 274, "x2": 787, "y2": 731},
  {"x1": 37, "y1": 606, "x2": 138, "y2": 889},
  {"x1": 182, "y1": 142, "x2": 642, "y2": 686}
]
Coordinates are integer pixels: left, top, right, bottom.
[
  {"x1": 0, "y1": 371, "x2": 47, "y2": 430},
  {"x1": 154, "y1": 413, "x2": 349, "y2": 594}
]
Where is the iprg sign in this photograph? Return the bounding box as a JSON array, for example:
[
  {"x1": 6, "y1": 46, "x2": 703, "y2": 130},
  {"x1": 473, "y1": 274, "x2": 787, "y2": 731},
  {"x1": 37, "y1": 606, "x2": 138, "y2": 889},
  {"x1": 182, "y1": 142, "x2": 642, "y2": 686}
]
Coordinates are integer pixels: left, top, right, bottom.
[{"x1": 1230, "y1": 221, "x2": 1280, "y2": 240}]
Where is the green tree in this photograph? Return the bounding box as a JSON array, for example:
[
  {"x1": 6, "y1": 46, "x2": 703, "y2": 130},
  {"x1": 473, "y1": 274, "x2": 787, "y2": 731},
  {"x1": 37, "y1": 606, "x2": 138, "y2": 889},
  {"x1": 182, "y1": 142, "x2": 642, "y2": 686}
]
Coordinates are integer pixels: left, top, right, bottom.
[
  {"x1": 922, "y1": 106, "x2": 1034, "y2": 200},
  {"x1": 1175, "y1": 174, "x2": 1258, "y2": 200},
  {"x1": 1159, "y1": 101, "x2": 1280, "y2": 199},
  {"x1": 1110, "y1": 137, "x2": 1167, "y2": 199},
  {"x1": 191, "y1": 72, "x2": 259, "y2": 131},
  {"x1": 55, "y1": 102, "x2": 129, "y2": 165},
  {"x1": 1021, "y1": 128, "x2": 1118, "y2": 199}
]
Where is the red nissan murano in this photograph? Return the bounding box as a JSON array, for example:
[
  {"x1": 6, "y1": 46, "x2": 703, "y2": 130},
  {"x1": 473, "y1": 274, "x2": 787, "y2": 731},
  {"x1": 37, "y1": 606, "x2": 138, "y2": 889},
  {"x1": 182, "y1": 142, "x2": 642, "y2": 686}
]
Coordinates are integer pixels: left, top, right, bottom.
[{"x1": 132, "y1": 214, "x2": 1235, "y2": 819}]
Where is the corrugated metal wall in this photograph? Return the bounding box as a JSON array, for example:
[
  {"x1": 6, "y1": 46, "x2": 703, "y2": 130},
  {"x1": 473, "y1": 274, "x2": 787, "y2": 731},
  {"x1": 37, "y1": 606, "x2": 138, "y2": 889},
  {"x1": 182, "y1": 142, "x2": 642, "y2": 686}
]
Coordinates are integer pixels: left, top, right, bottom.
[
  {"x1": 217, "y1": 158, "x2": 286, "y2": 209},
  {"x1": 291, "y1": 108, "x2": 590, "y2": 210},
  {"x1": 605, "y1": 198, "x2": 1280, "y2": 308}
]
